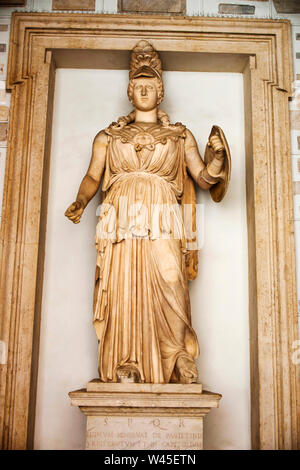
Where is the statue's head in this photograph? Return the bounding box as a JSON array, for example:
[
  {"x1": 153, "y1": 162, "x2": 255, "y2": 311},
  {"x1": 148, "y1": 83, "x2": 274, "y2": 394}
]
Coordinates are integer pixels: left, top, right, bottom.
[{"x1": 128, "y1": 40, "x2": 164, "y2": 110}]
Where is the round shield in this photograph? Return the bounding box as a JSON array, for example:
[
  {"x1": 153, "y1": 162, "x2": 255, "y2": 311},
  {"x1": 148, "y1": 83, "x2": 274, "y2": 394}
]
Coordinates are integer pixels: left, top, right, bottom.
[{"x1": 204, "y1": 125, "x2": 231, "y2": 203}]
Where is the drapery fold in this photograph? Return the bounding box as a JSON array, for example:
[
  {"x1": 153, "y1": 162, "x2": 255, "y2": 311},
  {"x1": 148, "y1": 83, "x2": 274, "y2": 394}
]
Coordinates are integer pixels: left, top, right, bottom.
[
  {"x1": 93, "y1": 122, "x2": 199, "y2": 383},
  {"x1": 93, "y1": 238, "x2": 199, "y2": 383}
]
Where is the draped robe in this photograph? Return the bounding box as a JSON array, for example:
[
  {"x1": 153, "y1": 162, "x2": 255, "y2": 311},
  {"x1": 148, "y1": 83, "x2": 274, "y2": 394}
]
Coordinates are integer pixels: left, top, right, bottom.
[{"x1": 93, "y1": 122, "x2": 199, "y2": 383}]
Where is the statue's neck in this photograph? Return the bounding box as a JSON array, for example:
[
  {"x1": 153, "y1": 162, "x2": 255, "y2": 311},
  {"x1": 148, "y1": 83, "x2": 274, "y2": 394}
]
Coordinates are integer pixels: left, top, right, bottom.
[{"x1": 134, "y1": 108, "x2": 158, "y2": 124}]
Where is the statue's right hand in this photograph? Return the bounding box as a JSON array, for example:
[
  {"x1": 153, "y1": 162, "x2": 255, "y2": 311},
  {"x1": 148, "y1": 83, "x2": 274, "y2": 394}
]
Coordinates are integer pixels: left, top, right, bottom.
[{"x1": 65, "y1": 201, "x2": 84, "y2": 224}]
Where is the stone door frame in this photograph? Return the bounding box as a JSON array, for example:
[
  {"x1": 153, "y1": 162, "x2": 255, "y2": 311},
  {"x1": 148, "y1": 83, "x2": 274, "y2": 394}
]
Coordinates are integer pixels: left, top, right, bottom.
[{"x1": 0, "y1": 12, "x2": 299, "y2": 449}]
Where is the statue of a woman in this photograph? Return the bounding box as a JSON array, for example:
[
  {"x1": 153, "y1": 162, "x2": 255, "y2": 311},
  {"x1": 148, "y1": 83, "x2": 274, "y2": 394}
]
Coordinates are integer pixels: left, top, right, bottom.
[{"x1": 65, "y1": 41, "x2": 230, "y2": 384}]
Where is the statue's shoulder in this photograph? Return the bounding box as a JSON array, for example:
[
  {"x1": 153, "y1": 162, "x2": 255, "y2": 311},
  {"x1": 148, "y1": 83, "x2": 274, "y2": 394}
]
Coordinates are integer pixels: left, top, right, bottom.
[
  {"x1": 164, "y1": 121, "x2": 186, "y2": 136},
  {"x1": 153, "y1": 122, "x2": 187, "y2": 141},
  {"x1": 93, "y1": 129, "x2": 109, "y2": 143},
  {"x1": 104, "y1": 121, "x2": 133, "y2": 140}
]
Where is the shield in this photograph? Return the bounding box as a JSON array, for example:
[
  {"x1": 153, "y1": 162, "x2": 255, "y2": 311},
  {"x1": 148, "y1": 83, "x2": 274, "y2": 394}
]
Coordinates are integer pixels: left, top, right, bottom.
[{"x1": 204, "y1": 125, "x2": 231, "y2": 203}]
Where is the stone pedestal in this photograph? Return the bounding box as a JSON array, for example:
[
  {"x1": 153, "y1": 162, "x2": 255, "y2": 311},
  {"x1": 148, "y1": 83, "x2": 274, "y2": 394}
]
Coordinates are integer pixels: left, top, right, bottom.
[{"x1": 69, "y1": 380, "x2": 221, "y2": 450}]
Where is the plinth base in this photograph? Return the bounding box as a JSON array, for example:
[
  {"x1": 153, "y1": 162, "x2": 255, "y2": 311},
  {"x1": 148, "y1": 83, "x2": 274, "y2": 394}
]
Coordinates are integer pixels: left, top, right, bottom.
[{"x1": 69, "y1": 380, "x2": 221, "y2": 450}]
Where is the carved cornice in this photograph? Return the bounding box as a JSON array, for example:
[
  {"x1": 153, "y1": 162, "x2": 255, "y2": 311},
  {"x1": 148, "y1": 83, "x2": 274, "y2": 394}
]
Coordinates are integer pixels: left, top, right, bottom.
[{"x1": 6, "y1": 13, "x2": 293, "y2": 92}]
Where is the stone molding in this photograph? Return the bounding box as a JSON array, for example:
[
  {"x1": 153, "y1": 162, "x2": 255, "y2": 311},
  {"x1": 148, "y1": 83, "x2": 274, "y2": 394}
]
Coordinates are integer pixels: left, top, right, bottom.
[
  {"x1": 69, "y1": 382, "x2": 217, "y2": 417},
  {"x1": 69, "y1": 382, "x2": 219, "y2": 449}
]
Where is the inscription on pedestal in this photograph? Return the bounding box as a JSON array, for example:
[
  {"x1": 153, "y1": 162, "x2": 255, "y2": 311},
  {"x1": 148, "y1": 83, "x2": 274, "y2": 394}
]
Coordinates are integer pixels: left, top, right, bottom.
[{"x1": 86, "y1": 416, "x2": 203, "y2": 450}]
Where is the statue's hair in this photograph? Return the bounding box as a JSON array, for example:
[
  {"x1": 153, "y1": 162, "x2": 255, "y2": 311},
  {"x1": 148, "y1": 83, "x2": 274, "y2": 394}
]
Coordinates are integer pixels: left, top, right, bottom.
[
  {"x1": 116, "y1": 109, "x2": 170, "y2": 128},
  {"x1": 127, "y1": 76, "x2": 164, "y2": 106}
]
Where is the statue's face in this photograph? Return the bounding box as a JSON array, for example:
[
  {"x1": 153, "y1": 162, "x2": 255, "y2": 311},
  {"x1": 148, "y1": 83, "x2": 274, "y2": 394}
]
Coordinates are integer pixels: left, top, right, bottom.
[{"x1": 132, "y1": 78, "x2": 158, "y2": 111}]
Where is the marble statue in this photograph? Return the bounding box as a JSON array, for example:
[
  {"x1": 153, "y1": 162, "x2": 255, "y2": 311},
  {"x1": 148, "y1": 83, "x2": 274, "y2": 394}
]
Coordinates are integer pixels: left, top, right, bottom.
[{"x1": 65, "y1": 40, "x2": 230, "y2": 384}]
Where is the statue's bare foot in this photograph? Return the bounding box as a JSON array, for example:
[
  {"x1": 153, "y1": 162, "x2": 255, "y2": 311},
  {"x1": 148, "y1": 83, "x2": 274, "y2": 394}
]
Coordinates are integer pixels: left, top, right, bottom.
[
  {"x1": 175, "y1": 356, "x2": 198, "y2": 384},
  {"x1": 116, "y1": 363, "x2": 141, "y2": 383}
]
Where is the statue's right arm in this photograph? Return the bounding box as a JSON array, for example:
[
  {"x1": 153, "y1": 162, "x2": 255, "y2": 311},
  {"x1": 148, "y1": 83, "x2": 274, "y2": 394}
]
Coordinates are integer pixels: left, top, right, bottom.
[{"x1": 65, "y1": 130, "x2": 108, "y2": 224}]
